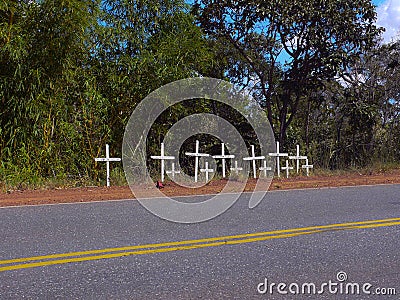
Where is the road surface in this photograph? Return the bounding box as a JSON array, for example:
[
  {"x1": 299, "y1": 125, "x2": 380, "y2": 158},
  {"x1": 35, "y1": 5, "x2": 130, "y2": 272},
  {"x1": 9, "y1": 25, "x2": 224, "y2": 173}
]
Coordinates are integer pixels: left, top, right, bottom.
[{"x1": 0, "y1": 185, "x2": 399, "y2": 299}]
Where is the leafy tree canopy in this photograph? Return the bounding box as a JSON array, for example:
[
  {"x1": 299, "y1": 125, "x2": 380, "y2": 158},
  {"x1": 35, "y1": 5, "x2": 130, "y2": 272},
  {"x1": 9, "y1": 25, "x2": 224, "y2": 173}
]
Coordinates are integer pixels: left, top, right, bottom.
[{"x1": 193, "y1": 0, "x2": 383, "y2": 144}]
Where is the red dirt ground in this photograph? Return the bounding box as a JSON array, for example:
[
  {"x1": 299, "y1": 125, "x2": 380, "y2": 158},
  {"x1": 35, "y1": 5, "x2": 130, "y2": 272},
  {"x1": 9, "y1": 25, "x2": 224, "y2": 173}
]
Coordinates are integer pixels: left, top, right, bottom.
[{"x1": 1, "y1": 169, "x2": 400, "y2": 207}]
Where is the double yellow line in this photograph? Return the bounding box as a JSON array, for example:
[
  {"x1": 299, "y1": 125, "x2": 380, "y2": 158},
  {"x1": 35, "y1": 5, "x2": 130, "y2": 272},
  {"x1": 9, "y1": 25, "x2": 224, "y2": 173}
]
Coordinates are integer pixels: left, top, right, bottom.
[{"x1": 1, "y1": 217, "x2": 399, "y2": 272}]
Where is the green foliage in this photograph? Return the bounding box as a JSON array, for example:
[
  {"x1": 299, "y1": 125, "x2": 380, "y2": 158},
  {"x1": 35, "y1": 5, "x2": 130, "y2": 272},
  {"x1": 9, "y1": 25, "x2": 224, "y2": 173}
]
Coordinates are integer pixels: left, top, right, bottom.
[
  {"x1": 194, "y1": 0, "x2": 382, "y2": 145},
  {"x1": 0, "y1": 0, "x2": 213, "y2": 188},
  {"x1": 295, "y1": 40, "x2": 400, "y2": 169},
  {"x1": 0, "y1": 0, "x2": 399, "y2": 189},
  {"x1": 1, "y1": 0, "x2": 98, "y2": 179}
]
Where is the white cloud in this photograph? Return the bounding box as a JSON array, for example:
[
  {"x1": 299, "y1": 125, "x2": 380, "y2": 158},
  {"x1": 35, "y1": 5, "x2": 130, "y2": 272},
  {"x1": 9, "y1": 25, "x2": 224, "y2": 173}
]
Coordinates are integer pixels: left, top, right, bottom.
[{"x1": 376, "y1": 0, "x2": 400, "y2": 43}]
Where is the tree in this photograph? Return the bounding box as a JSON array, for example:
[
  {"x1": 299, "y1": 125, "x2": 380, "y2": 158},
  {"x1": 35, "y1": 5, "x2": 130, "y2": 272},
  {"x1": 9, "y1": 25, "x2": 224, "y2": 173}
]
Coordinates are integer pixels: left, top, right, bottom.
[
  {"x1": 0, "y1": 0, "x2": 100, "y2": 180},
  {"x1": 193, "y1": 0, "x2": 382, "y2": 146},
  {"x1": 94, "y1": 0, "x2": 213, "y2": 164},
  {"x1": 296, "y1": 39, "x2": 400, "y2": 169},
  {"x1": 0, "y1": 0, "x2": 214, "y2": 185}
]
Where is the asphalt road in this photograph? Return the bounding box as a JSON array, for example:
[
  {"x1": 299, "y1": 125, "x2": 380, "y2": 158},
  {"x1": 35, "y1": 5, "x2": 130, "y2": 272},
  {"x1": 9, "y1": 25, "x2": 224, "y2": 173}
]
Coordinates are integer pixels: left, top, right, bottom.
[{"x1": 0, "y1": 184, "x2": 399, "y2": 299}]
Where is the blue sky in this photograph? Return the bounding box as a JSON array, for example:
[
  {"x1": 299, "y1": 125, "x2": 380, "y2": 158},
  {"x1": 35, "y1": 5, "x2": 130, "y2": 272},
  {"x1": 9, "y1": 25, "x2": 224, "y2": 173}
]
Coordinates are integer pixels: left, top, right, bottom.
[
  {"x1": 188, "y1": 0, "x2": 399, "y2": 43},
  {"x1": 373, "y1": 0, "x2": 400, "y2": 42}
]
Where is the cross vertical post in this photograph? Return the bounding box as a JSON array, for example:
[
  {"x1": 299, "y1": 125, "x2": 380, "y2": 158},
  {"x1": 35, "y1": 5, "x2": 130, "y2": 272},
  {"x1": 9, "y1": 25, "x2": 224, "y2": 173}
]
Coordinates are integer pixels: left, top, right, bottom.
[
  {"x1": 268, "y1": 141, "x2": 288, "y2": 178},
  {"x1": 94, "y1": 144, "x2": 121, "y2": 187},
  {"x1": 212, "y1": 143, "x2": 234, "y2": 178},
  {"x1": 195, "y1": 141, "x2": 199, "y2": 182},
  {"x1": 150, "y1": 143, "x2": 175, "y2": 182},
  {"x1": 302, "y1": 158, "x2": 314, "y2": 177},
  {"x1": 259, "y1": 160, "x2": 272, "y2": 177},
  {"x1": 230, "y1": 160, "x2": 243, "y2": 175},
  {"x1": 243, "y1": 145, "x2": 265, "y2": 179},
  {"x1": 166, "y1": 162, "x2": 180, "y2": 180},
  {"x1": 281, "y1": 160, "x2": 294, "y2": 178},
  {"x1": 200, "y1": 161, "x2": 214, "y2": 182},
  {"x1": 289, "y1": 145, "x2": 307, "y2": 173},
  {"x1": 106, "y1": 144, "x2": 110, "y2": 187},
  {"x1": 185, "y1": 140, "x2": 210, "y2": 182}
]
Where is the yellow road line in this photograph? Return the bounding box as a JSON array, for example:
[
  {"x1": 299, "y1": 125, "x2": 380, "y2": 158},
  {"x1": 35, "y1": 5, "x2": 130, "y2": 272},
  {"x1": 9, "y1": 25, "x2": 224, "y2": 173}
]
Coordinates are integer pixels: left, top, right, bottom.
[
  {"x1": 1, "y1": 217, "x2": 399, "y2": 265},
  {"x1": 0, "y1": 229, "x2": 324, "y2": 272},
  {"x1": 0, "y1": 218, "x2": 399, "y2": 272}
]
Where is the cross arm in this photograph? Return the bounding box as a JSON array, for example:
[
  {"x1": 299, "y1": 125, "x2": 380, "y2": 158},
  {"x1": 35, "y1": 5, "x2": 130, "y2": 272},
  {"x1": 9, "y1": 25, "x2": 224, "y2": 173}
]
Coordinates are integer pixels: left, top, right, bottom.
[
  {"x1": 212, "y1": 155, "x2": 235, "y2": 159},
  {"x1": 243, "y1": 156, "x2": 265, "y2": 160},
  {"x1": 289, "y1": 155, "x2": 307, "y2": 159},
  {"x1": 150, "y1": 156, "x2": 175, "y2": 160},
  {"x1": 95, "y1": 158, "x2": 121, "y2": 162},
  {"x1": 185, "y1": 153, "x2": 210, "y2": 157}
]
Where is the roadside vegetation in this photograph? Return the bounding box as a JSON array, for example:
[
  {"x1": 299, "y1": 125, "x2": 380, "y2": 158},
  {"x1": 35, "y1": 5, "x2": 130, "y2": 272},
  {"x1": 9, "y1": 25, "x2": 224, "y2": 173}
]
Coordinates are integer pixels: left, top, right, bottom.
[{"x1": 1, "y1": 0, "x2": 399, "y2": 190}]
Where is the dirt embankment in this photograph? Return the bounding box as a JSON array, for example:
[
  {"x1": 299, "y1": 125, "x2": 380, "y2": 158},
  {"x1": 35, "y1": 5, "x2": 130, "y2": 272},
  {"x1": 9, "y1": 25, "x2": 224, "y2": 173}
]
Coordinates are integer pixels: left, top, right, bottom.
[{"x1": 1, "y1": 170, "x2": 399, "y2": 207}]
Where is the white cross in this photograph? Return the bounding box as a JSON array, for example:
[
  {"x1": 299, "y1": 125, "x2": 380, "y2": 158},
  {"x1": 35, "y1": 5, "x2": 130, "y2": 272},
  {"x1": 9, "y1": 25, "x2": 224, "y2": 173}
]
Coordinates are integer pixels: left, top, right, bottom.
[
  {"x1": 150, "y1": 142, "x2": 175, "y2": 182},
  {"x1": 268, "y1": 141, "x2": 288, "y2": 177},
  {"x1": 259, "y1": 160, "x2": 272, "y2": 177},
  {"x1": 212, "y1": 143, "x2": 235, "y2": 178},
  {"x1": 243, "y1": 145, "x2": 265, "y2": 179},
  {"x1": 302, "y1": 158, "x2": 314, "y2": 176},
  {"x1": 94, "y1": 144, "x2": 121, "y2": 187},
  {"x1": 281, "y1": 160, "x2": 294, "y2": 178},
  {"x1": 166, "y1": 162, "x2": 180, "y2": 180},
  {"x1": 185, "y1": 140, "x2": 210, "y2": 183},
  {"x1": 289, "y1": 145, "x2": 307, "y2": 173},
  {"x1": 200, "y1": 161, "x2": 214, "y2": 182},
  {"x1": 230, "y1": 160, "x2": 243, "y2": 175}
]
